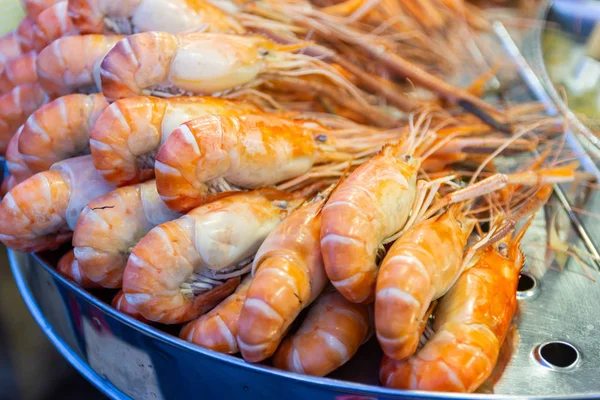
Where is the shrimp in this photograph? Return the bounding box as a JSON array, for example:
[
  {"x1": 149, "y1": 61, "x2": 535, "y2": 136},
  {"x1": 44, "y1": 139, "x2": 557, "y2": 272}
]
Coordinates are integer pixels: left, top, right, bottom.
[
  {"x1": 375, "y1": 204, "x2": 475, "y2": 361},
  {"x1": 57, "y1": 249, "x2": 101, "y2": 288},
  {"x1": 73, "y1": 180, "x2": 181, "y2": 288},
  {"x1": 180, "y1": 275, "x2": 252, "y2": 354},
  {"x1": 0, "y1": 18, "x2": 35, "y2": 65},
  {"x1": 380, "y1": 219, "x2": 531, "y2": 393},
  {"x1": 89, "y1": 96, "x2": 261, "y2": 186},
  {"x1": 237, "y1": 190, "x2": 330, "y2": 362},
  {"x1": 154, "y1": 113, "x2": 396, "y2": 212},
  {"x1": 0, "y1": 51, "x2": 37, "y2": 94},
  {"x1": 0, "y1": 155, "x2": 115, "y2": 252},
  {"x1": 18, "y1": 93, "x2": 109, "y2": 174},
  {"x1": 272, "y1": 288, "x2": 372, "y2": 377},
  {"x1": 23, "y1": 0, "x2": 63, "y2": 19},
  {"x1": 36, "y1": 34, "x2": 123, "y2": 96},
  {"x1": 112, "y1": 290, "x2": 148, "y2": 322},
  {"x1": 99, "y1": 32, "x2": 369, "y2": 106},
  {"x1": 31, "y1": 1, "x2": 79, "y2": 52},
  {"x1": 5, "y1": 126, "x2": 33, "y2": 185},
  {"x1": 68, "y1": 0, "x2": 244, "y2": 35},
  {"x1": 0, "y1": 83, "x2": 51, "y2": 155},
  {"x1": 122, "y1": 189, "x2": 305, "y2": 324},
  {"x1": 319, "y1": 140, "x2": 422, "y2": 304}
]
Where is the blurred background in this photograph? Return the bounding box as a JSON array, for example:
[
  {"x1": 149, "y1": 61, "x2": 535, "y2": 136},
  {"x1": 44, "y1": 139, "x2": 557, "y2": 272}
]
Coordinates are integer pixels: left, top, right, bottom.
[{"x1": 0, "y1": 2, "x2": 104, "y2": 399}]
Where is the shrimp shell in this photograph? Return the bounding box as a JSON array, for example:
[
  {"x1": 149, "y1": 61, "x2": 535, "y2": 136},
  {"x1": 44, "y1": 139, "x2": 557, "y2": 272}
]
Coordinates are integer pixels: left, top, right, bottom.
[
  {"x1": 57, "y1": 249, "x2": 101, "y2": 288},
  {"x1": 0, "y1": 51, "x2": 38, "y2": 94},
  {"x1": 273, "y1": 289, "x2": 372, "y2": 377},
  {"x1": 375, "y1": 206, "x2": 474, "y2": 361},
  {"x1": 89, "y1": 96, "x2": 261, "y2": 186},
  {"x1": 31, "y1": 1, "x2": 79, "y2": 52},
  {"x1": 0, "y1": 155, "x2": 115, "y2": 251},
  {"x1": 19, "y1": 93, "x2": 109, "y2": 174},
  {"x1": 123, "y1": 190, "x2": 302, "y2": 324},
  {"x1": 320, "y1": 144, "x2": 419, "y2": 303},
  {"x1": 5, "y1": 126, "x2": 33, "y2": 183},
  {"x1": 36, "y1": 34, "x2": 123, "y2": 96},
  {"x1": 0, "y1": 83, "x2": 50, "y2": 155},
  {"x1": 68, "y1": 0, "x2": 244, "y2": 35},
  {"x1": 380, "y1": 226, "x2": 527, "y2": 392},
  {"x1": 1, "y1": 175, "x2": 18, "y2": 198},
  {"x1": 112, "y1": 290, "x2": 148, "y2": 322},
  {"x1": 23, "y1": 0, "x2": 63, "y2": 19},
  {"x1": 73, "y1": 180, "x2": 181, "y2": 288},
  {"x1": 0, "y1": 30, "x2": 24, "y2": 66},
  {"x1": 237, "y1": 197, "x2": 328, "y2": 362},
  {"x1": 155, "y1": 114, "x2": 317, "y2": 212},
  {"x1": 180, "y1": 275, "x2": 252, "y2": 354}
]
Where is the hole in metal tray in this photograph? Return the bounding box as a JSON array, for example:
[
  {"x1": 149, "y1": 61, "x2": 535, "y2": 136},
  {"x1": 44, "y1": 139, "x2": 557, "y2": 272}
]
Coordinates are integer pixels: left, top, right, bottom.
[
  {"x1": 517, "y1": 272, "x2": 539, "y2": 300},
  {"x1": 534, "y1": 341, "x2": 580, "y2": 370}
]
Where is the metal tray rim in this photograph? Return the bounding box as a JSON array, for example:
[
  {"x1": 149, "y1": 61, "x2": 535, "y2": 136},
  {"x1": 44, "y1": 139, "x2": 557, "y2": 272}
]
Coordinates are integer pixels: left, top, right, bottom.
[{"x1": 9, "y1": 249, "x2": 599, "y2": 400}]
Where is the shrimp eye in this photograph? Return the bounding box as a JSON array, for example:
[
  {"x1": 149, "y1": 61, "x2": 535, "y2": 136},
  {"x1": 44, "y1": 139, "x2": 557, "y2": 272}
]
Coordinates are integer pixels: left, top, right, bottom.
[
  {"x1": 402, "y1": 154, "x2": 412, "y2": 162},
  {"x1": 497, "y1": 242, "x2": 509, "y2": 257},
  {"x1": 315, "y1": 134, "x2": 327, "y2": 142},
  {"x1": 258, "y1": 48, "x2": 269, "y2": 57}
]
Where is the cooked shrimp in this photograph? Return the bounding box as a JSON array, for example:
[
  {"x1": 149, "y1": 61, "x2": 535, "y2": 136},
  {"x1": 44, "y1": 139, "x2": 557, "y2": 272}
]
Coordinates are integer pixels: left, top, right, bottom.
[
  {"x1": 273, "y1": 288, "x2": 372, "y2": 377},
  {"x1": 23, "y1": 0, "x2": 62, "y2": 19},
  {"x1": 0, "y1": 155, "x2": 115, "y2": 252},
  {"x1": 31, "y1": 1, "x2": 79, "y2": 52},
  {"x1": 57, "y1": 249, "x2": 101, "y2": 288},
  {"x1": 19, "y1": 93, "x2": 109, "y2": 173},
  {"x1": 375, "y1": 204, "x2": 475, "y2": 361},
  {"x1": 0, "y1": 83, "x2": 50, "y2": 155},
  {"x1": 154, "y1": 113, "x2": 397, "y2": 212},
  {"x1": 122, "y1": 189, "x2": 305, "y2": 324},
  {"x1": 73, "y1": 180, "x2": 181, "y2": 288},
  {"x1": 380, "y1": 219, "x2": 531, "y2": 393},
  {"x1": 99, "y1": 32, "x2": 369, "y2": 106},
  {"x1": 319, "y1": 141, "x2": 422, "y2": 304},
  {"x1": 68, "y1": 0, "x2": 244, "y2": 35},
  {"x1": 5, "y1": 126, "x2": 33, "y2": 183},
  {"x1": 237, "y1": 190, "x2": 330, "y2": 362},
  {"x1": 90, "y1": 96, "x2": 261, "y2": 186},
  {"x1": 36, "y1": 34, "x2": 123, "y2": 96},
  {"x1": 180, "y1": 275, "x2": 252, "y2": 354},
  {"x1": 0, "y1": 18, "x2": 35, "y2": 65},
  {"x1": 112, "y1": 290, "x2": 148, "y2": 322},
  {"x1": 0, "y1": 51, "x2": 37, "y2": 94}
]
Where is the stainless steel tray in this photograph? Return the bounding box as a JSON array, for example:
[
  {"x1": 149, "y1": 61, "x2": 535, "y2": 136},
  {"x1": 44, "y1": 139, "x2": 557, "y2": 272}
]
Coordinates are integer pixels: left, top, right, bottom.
[{"x1": 7, "y1": 2, "x2": 600, "y2": 399}]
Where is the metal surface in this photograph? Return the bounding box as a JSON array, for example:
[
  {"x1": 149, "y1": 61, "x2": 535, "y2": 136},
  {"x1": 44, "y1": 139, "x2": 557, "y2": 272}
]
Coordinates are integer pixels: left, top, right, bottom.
[{"x1": 7, "y1": 2, "x2": 600, "y2": 399}]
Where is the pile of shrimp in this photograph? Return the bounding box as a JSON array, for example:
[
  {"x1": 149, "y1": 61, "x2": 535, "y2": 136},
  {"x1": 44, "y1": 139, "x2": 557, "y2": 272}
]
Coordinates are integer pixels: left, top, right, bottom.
[{"x1": 0, "y1": 0, "x2": 591, "y2": 394}]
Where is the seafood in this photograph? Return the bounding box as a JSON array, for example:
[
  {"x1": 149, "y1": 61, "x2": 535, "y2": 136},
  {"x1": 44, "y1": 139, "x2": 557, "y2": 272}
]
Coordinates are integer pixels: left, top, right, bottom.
[
  {"x1": 18, "y1": 93, "x2": 109, "y2": 174},
  {"x1": 273, "y1": 288, "x2": 372, "y2": 377},
  {"x1": 36, "y1": 34, "x2": 123, "y2": 96},
  {"x1": 57, "y1": 249, "x2": 101, "y2": 288},
  {"x1": 31, "y1": 1, "x2": 79, "y2": 52},
  {"x1": 0, "y1": 83, "x2": 51, "y2": 155},
  {"x1": 23, "y1": 0, "x2": 63, "y2": 19},
  {"x1": 0, "y1": 175, "x2": 18, "y2": 198},
  {"x1": 375, "y1": 204, "x2": 475, "y2": 360},
  {"x1": 180, "y1": 275, "x2": 252, "y2": 354},
  {"x1": 0, "y1": 51, "x2": 37, "y2": 94},
  {"x1": 237, "y1": 190, "x2": 330, "y2": 362},
  {"x1": 5, "y1": 126, "x2": 33, "y2": 184},
  {"x1": 154, "y1": 113, "x2": 396, "y2": 212},
  {"x1": 90, "y1": 96, "x2": 262, "y2": 186},
  {"x1": 122, "y1": 189, "x2": 305, "y2": 324},
  {"x1": 73, "y1": 180, "x2": 181, "y2": 288},
  {"x1": 0, "y1": 18, "x2": 34, "y2": 65},
  {"x1": 68, "y1": 0, "x2": 244, "y2": 35},
  {"x1": 380, "y1": 218, "x2": 531, "y2": 392},
  {"x1": 319, "y1": 140, "x2": 421, "y2": 304},
  {"x1": 99, "y1": 32, "x2": 369, "y2": 105},
  {"x1": 112, "y1": 290, "x2": 148, "y2": 322},
  {"x1": 0, "y1": 155, "x2": 115, "y2": 252}
]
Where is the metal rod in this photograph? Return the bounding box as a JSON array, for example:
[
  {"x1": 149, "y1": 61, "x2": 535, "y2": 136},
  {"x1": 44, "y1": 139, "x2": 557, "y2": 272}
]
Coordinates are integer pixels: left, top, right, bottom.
[{"x1": 492, "y1": 20, "x2": 600, "y2": 268}]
